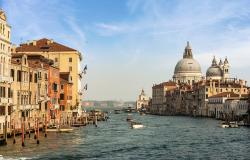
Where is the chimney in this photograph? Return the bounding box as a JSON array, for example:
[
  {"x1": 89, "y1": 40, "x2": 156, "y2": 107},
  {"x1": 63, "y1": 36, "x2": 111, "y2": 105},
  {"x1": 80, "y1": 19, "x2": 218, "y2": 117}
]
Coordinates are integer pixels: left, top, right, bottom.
[
  {"x1": 47, "y1": 39, "x2": 54, "y2": 45},
  {"x1": 32, "y1": 40, "x2": 37, "y2": 46}
]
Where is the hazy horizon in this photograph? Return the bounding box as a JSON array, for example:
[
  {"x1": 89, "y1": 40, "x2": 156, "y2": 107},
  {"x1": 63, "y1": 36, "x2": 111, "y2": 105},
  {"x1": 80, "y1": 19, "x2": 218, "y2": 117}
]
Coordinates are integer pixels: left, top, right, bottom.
[{"x1": 2, "y1": 0, "x2": 250, "y2": 101}]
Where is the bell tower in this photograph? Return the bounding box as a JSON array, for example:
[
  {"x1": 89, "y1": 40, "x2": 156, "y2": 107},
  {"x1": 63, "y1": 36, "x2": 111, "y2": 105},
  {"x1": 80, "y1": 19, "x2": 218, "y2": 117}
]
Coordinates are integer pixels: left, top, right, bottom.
[{"x1": 223, "y1": 57, "x2": 230, "y2": 80}]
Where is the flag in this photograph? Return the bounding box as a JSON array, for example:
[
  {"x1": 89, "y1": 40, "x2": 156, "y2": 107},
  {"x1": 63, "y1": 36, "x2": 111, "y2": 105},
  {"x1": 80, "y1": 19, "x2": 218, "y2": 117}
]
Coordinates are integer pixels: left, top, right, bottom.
[
  {"x1": 84, "y1": 65, "x2": 87, "y2": 71},
  {"x1": 83, "y1": 65, "x2": 87, "y2": 74},
  {"x1": 84, "y1": 84, "x2": 88, "y2": 90}
]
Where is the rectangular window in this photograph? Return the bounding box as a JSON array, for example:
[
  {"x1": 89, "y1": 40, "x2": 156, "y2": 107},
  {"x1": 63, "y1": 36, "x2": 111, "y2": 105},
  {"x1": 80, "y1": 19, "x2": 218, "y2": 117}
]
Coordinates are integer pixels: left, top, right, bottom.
[
  {"x1": 60, "y1": 93, "x2": 64, "y2": 100},
  {"x1": 69, "y1": 66, "x2": 72, "y2": 72},
  {"x1": 69, "y1": 57, "x2": 72, "y2": 62},
  {"x1": 61, "y1": 84, "x2": 64, "y2": 90},
  {"x1": 34, "y1": 73, "x2": 38, "y2": 83},
  {"x1": 55, "y1": 58, "x2": 58, "y2": 63},
  {"x1": 8, "y1": 88, "x2": 12, "y2": 98},
  {"x1": 29, "y1": 73, "x2": 33, "y2": 82},
  {"x1": 17, "y1": 70, "x2": 21, "y2": 82},
  {"x1": 53, "y1": 83, "x2": 58, "y2": 92},
  {"x1": 45, "y1": 102, "x2": 48, "y2": 110},
  {"x1": 10, "y1": 69, "x2": 14, "y2": 79}
]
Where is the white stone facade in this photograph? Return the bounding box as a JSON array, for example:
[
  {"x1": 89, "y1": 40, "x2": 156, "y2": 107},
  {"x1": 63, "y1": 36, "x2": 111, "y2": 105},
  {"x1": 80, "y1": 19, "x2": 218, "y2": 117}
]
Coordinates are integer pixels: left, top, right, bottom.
[{"x1": 0, "y1": 10, "x2": 13, "y2": 135}]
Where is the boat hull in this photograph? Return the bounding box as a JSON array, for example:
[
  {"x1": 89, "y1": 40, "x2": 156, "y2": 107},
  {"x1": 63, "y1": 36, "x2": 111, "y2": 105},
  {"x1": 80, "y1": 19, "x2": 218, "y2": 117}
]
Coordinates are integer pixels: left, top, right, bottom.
[{"x1": 131, "y1": 124, "x2": 144, "y2": 129}]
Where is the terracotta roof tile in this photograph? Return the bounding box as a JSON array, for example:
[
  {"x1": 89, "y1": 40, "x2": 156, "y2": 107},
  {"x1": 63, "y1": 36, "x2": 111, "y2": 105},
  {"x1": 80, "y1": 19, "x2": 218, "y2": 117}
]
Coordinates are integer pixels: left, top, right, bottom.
[
  {"x1": 15, "y1": 38, "x2": 77, "y2": 52},
  {"x1": 209, "y1": 92, "x2": 239, "y2": 98},
  {"x1": 153, "y1": 81, "x2": 176, "y2": 89}
]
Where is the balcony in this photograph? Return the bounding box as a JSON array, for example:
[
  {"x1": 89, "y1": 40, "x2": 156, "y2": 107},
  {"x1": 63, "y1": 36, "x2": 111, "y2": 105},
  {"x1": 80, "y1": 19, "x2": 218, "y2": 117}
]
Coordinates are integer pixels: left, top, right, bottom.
[
  {"x1": 19, "y1": 105, "x2": 32, "y2": 110},
  {"x1": 0, "y1": 76, "x2": 13, "y2": 83},
  {"x1": 0, "y1": 97, "x2": 8, "y2": 104},
  {"x1": 32, "y1": 104, "x2": 39, "y2": 110}
]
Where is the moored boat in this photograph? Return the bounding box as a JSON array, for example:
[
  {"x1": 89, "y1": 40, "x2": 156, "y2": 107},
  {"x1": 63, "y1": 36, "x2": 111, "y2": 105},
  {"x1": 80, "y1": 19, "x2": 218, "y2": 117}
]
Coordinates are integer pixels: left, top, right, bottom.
[
  {"x1": 131, "y1": 122, "x2": 144, "y2": 129},
  {"x1": 114, "y1": 109, "x2": 122, "y2": 114},
  {"x1": 220, "y1": 122, "x2": 229, "y2": 128},
  {"x1": 229, "y1": 121, "x2": 239, "y2": 128},
  {"x1": 220, "y1": 121, "x2": 239, "y2": 128}
]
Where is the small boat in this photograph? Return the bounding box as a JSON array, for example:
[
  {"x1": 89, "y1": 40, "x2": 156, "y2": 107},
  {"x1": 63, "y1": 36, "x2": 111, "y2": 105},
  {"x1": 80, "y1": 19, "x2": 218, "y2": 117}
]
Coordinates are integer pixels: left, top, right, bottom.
[
  {"x1": 220, "y1": 122, "x2": 229, "y2": 128},
  {"x1": 127, "y1": 114, "x2": 133, "y2": 121},
  {"x1": 220, "y1": 121, "x2": 239, "y2": 128},
  {"x1": 114, "y1": 109, "x2": 121, "y2": 114},
  {"x1": 229, "y1": 121, "x2": 239, "y2": 128},
  {"x1": 59, "y1": 128, "x2": 73, "y2": 132},
  {"x1": 47, "y1": 125, "x2": 73, "y2": 132},
  {"x1": 131, "y1": 122, "x2": 144, "y2": 129},
  {"x1": 47, "y1": 125, "x2": 58, "y2": 132}
]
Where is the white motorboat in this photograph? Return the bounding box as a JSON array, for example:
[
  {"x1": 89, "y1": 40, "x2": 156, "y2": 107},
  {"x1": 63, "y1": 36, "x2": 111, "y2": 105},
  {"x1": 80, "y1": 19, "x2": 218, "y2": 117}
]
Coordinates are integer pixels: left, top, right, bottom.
[
  {"x1": 47, "y1": 125, "x2": 73, "y2": 132},
  {"x1": 220, "y1": 122, "x2": 229, "y2": 128},
  {"x1": 220, "y1": 121, "x2": 239, "y2": 128},
  {"x1": 131, "y1": 122, "x2": 144, "y2": 129},
  {"x1": 229, "y1": 122, "x2": 239, "y2": 128}
]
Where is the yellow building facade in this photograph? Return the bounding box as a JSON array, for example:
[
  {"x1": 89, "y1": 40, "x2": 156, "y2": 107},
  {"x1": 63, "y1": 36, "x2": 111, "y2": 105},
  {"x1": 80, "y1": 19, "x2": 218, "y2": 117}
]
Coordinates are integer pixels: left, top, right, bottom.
[{"x1": 13, "y1": 38, "x2": 83, "y2": 109}]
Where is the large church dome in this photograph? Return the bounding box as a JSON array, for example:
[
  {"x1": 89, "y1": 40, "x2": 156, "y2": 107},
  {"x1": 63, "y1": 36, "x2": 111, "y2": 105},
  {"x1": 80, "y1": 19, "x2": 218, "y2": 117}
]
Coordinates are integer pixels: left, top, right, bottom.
[
  {"x1": 173, "y1": 42, "x2": 202, "y2": 85},
  {"x1": 174, "y1": 58, "x2": 201, "y2": 74}
]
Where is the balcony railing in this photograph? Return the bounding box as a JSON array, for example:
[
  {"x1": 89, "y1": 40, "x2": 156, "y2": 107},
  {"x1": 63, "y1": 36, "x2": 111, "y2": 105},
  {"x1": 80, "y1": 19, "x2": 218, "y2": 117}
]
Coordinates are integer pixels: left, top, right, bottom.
[
  {"x1": 0, "y1": 76, "x2": 13, "y2": 83},
  {"x1": 0, "y1": 97, "x2": 8, "y2": 104}
]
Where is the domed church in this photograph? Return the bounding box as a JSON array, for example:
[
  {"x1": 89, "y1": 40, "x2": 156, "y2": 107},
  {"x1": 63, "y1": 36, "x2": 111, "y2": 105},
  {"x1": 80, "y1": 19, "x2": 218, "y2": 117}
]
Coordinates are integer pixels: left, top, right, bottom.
[
  {"x1": 206, "y1": 56, "x2": 229, "y2": 81},
  {"x1": 173, "y1": 42, "x2": 202, "y2": 85}
]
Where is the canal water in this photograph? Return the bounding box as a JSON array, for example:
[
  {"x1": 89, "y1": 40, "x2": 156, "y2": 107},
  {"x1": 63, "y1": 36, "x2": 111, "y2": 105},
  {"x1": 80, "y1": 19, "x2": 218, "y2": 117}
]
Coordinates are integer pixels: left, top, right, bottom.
[{"x1": 0, "y1": 110, "x2": 249, "y2": 159}]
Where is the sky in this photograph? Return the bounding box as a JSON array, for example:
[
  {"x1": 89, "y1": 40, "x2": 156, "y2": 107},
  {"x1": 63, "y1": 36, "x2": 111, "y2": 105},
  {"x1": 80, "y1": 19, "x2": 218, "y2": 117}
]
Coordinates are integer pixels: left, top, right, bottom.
[{"x1": 1, "y1": 0, "x2": 250, "y2": 101}]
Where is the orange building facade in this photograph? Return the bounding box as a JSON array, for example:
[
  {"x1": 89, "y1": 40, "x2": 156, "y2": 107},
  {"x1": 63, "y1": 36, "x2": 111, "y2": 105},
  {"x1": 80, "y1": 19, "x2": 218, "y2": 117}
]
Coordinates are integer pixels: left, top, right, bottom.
[{"x1": 47, "y1": 66, "x2": 61, "y2": 124}]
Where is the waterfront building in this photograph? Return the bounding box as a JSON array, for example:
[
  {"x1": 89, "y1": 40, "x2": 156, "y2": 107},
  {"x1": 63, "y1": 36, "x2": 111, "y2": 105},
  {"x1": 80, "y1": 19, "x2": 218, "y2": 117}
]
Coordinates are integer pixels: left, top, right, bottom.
[
  {"x1": 13, "y1": 38, "x2": 83, "y2": 111},
  {"x1": 208, "y1": 92, "x2": 240, "y2": 119},
  {"x1": 10, "y1": 53, "x2": 51, "y2": 131},
  {"x1": 208, "y1": 92, "x2": 248, "y2": 120},
  {"x1": 192, "y1": 79, "x2": 248, "y2": 116},
  {"x1": 47, "y1": 62, "x2": 60, "y2": 124},
  {"x1": 59, "y1": 72, "x2": 73, "y2": 122},
  {"x1": 0, "y1": 9, "x2": 13, "y2": 136},
  {"x1": 26, "y1": 54, "x2": 52, "y2": 121},
  {"x1": 173, "y1": 42, "x2": 202, "y2": 85},
  {"x1": 165, "y1": 83, "x2": 193, "y2": 116},
  {"x1": 151, "y1": 41, "x2": 249, "y2": 117},
  {"x1": 151, "y1": 81, "x2": 177, "y2": 114},
  {"x1": 136, "y1": 89, "x2": 149, "y2": 110},
  {"x1": 224, "y1": 97, "x2": 248, "y2": 120}
]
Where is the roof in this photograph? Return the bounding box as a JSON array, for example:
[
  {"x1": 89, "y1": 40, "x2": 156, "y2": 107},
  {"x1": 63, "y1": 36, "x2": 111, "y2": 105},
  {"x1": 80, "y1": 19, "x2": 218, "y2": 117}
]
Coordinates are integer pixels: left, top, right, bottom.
[
  {"x1": 153, "y1": 81, "x2": 177, "y2": 89},
  {"x1": 15, "y1": 38, "x2": 77, "y2": 52},
  {"x1": 209, "y1": 92, "x2": 239, "y2": 98}
]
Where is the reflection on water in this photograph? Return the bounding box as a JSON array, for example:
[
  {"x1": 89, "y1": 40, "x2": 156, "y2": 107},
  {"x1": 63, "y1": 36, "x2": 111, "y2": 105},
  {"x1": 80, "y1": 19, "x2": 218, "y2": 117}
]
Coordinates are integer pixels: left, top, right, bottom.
[{"x1": 0, "y1": 111, "x2": 250, "y2": 159}]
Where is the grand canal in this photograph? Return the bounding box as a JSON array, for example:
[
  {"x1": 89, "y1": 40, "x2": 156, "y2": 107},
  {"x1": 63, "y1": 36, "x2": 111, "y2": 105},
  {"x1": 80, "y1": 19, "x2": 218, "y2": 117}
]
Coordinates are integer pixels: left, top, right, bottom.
[{"x1": 0, "y1": 110, "x2": 249, "y2": 160}]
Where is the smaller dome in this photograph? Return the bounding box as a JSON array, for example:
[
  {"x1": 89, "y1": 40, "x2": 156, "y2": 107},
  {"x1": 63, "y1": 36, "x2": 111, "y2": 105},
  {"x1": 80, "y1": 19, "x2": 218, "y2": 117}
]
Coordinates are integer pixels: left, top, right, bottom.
[{"x1": 206, "y1": 66, "x2": 222, "y2": 77}]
